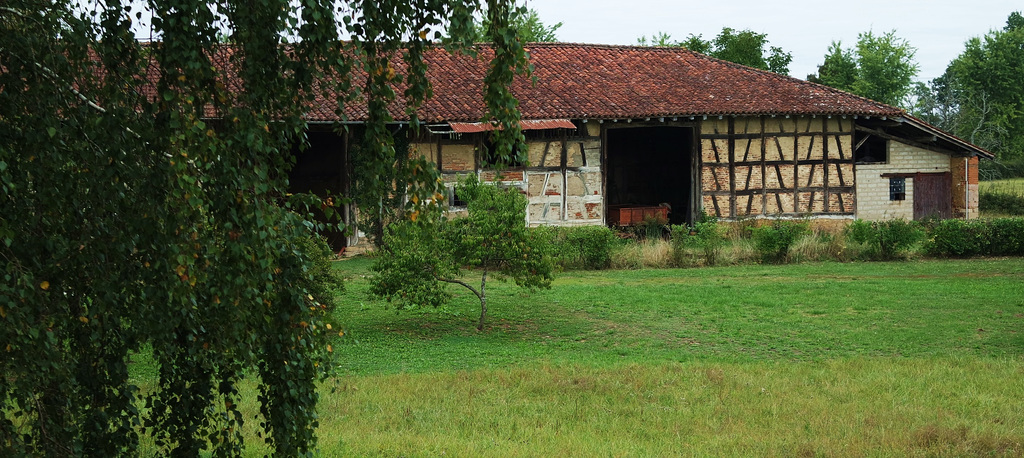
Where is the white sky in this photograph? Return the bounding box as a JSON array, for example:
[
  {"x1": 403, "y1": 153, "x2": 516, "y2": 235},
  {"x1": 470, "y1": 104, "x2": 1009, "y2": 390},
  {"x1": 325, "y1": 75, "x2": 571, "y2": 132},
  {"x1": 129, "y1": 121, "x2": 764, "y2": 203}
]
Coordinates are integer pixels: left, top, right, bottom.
[{"x1": 525, "y1": 0, "x2": 1021, "y2": 82}]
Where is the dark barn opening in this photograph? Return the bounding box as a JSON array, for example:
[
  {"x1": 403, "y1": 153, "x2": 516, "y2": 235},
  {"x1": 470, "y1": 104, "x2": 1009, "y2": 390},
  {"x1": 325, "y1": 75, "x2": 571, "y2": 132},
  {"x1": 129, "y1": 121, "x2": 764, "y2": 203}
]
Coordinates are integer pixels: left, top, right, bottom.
[
  {"x1": 289, "y1": 130, "x2": 348, "y2": 251},
  {"x1": 605, "y1": 126, "x2": 695, "y2": 225}
]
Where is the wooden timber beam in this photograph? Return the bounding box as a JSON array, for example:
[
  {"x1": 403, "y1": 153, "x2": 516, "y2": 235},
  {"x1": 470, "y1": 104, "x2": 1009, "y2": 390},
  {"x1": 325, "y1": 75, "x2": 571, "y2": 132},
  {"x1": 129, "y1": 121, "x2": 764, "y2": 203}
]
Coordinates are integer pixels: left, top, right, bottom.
[{"x1": 854, "y1": 125, "x2": 954, "y2": 156}]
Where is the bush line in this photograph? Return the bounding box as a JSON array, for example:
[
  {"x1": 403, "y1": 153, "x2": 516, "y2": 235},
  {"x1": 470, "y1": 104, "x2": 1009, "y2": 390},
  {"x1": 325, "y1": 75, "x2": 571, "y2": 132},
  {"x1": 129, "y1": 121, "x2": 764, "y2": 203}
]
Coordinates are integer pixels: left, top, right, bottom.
[{"x1": 532, "y1": 217, "x2": 1024, "y2": 270}]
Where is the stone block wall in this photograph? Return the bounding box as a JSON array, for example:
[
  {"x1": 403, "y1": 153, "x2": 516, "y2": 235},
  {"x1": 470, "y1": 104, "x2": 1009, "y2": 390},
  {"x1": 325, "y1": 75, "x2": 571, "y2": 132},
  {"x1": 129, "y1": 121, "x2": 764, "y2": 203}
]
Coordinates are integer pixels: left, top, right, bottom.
[
  {"x1": 526, "y1": 122, "x2": 603, "y2": 226},
  {"x1": 854, "y1": 141, "x2": 951, "y2": 221},
  {"x1": 410, "y1": 122, "x2": 603, "y2": 227}
]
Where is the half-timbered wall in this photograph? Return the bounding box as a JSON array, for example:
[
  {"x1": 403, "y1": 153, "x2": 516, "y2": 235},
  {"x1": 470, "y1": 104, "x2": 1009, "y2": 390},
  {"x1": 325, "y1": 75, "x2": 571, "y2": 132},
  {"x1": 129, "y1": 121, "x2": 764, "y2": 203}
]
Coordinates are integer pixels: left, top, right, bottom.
[
  {"x1": 408, "y1": 122, "x2": 602, "y2": 227},
  {"x1": 854, "y1": 141, "x2": 951, "y2": 221},
  {"x1": 699, "y1": 116, "x2": 855, "y2": 219}
]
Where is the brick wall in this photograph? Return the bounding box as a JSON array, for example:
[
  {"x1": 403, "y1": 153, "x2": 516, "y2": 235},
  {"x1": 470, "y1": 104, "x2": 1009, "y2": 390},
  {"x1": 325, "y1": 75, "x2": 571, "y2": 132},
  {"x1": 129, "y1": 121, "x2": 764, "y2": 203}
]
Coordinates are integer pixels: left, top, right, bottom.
[
  {"x1": 949, "y1": 156, "x2": 980, "y2": 219},
  {"x1": 699, "y1": 116, "x2": 855, "y2": 218},
  {"x1": 854, "y1": 141, "x2": 950, "y2": 221}
]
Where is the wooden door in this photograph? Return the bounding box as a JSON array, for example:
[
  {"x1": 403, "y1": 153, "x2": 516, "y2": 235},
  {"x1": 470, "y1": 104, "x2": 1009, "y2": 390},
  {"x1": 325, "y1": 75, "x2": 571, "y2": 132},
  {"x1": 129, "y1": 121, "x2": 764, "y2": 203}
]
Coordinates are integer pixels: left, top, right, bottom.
[{"x1": 913, "y1": 172, "x2": 951, "y2": 220}]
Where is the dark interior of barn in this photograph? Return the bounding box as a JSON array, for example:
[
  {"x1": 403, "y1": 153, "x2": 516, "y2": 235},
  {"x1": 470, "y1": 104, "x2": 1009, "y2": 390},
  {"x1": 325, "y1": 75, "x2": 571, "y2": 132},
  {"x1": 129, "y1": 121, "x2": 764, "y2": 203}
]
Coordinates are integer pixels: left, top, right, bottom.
[
  {"x1": 605, "y1": 126, "x2": 695, "y2": 225},
  {"x1": 289, "y1": 130, "x2": 348, "y2": 250}
]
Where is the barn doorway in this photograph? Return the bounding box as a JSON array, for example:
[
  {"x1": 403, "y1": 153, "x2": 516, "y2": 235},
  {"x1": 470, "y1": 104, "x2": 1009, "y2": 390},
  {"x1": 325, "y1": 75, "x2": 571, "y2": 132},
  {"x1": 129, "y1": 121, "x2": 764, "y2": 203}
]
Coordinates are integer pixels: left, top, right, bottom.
[
  {"x1": 605, "y1": 126, "x2": 696, "y2": 225},
  {"x1": 289, "y1": 130, "x2": 349, "y2": 251}
]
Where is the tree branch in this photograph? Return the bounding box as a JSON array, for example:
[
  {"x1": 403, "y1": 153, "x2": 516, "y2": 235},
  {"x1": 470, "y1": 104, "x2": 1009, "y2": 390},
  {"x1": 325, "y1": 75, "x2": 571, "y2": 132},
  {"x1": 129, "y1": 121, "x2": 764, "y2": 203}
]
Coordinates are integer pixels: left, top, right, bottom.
[{"x1": 436, "y1": 276, "x2": 482, "y2": 301}]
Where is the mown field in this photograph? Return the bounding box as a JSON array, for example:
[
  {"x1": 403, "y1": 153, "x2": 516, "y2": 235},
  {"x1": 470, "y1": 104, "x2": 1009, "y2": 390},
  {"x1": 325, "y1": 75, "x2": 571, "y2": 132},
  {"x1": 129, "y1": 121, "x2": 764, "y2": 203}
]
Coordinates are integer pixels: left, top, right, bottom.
[
  {"x1": 979, "y1": 178, "x2": 1024, "y2": 217},
  {"x1": 981, "y1": 178, "x2": 1024, "y2": 197},
  {"x1": 310, "y1": 257, "x2": 1024, "y2": 456},
  {"x1": 130, "y1": 257, "x2": 1024, "y2": 456}
]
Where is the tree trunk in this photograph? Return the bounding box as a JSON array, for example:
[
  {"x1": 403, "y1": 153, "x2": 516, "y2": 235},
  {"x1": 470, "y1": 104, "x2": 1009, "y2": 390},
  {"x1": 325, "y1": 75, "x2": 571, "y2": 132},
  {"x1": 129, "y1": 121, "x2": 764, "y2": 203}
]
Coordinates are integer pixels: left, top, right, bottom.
[{"x1": 477, "y1": 269, "x2": 488, "y2": 331}]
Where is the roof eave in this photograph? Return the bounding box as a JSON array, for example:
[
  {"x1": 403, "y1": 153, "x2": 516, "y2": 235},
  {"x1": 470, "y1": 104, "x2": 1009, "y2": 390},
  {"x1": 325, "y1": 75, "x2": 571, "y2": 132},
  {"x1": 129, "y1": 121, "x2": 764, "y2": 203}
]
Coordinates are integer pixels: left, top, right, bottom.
[{"x1": 897, "y1": 116, "x2": 996, "y2": 160}]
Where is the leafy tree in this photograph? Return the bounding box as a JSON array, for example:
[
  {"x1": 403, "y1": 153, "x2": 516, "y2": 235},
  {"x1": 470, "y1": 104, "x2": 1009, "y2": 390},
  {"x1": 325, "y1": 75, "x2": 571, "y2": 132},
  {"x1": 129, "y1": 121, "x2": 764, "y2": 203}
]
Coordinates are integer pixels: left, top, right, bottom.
[
  {"x1": 853, "y1": 30, "x2": 919, "y2": 107},
  {"x1": 636, "y1": 31, "x2": 679, "y2": 48},
  {"x1": 370, "y1": 176, "x2": 554, "y2": 331},
  {"x1": 934, "y1": 11, "x2": 1024, "y2": 160},
  {"x1": 1007, "y1": 11, "x2": 1024, "y2": 31},
  {"x1": 350, "y1": 129, "x2": 447, "y2": 249},
  {"x1": 807, "y1": 41, "x2": 857, "y2": 92},
  {"x1": 712, "y1": 28, "x2": 792, "y2": 75},
  {"x1": 0, "y1": 0, "x2": 528, "y2": 455},
  {"x1": 509, "y1": 8, "x2": 562, "y2": 42},
  {"x1": 809, "y1": 30, "x2": 919, "y2": 107},
  {"x1": 680, "y1": 34, "x2": 714, "y2": 55},
  {"x1": 637, "y1": 28, "x2": 792, "y2": 75},
  {"x1": 461, "y1": 7, "x2": 562, "y2": 43}
]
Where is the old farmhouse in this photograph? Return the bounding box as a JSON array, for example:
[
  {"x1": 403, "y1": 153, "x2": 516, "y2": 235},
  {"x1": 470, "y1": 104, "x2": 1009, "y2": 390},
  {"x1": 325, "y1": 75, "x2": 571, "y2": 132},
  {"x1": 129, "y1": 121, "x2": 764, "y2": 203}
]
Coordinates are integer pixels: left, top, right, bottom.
[{"x1": 286, "y1": 43, "x2": 992, "y2": 249}]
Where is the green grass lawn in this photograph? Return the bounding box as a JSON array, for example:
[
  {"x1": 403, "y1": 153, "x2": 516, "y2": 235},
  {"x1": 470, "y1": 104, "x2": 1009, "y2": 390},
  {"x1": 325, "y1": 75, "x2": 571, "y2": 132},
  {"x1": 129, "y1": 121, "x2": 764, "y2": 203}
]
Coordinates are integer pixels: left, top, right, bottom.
[
  {"x1": 331, "y1": 257, "x2": 1024, "y2": 374},
  {"x1": 308, "y1": 257, "x2": 1024, "y2": 456},
  {"x1": 131, "y1": 257, "x2": 1024, "y2": 456}
]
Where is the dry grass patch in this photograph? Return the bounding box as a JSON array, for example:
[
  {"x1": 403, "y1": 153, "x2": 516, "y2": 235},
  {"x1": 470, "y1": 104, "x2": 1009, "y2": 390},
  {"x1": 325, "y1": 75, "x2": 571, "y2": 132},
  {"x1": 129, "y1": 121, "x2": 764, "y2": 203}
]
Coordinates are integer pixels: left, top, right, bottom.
[
  {"x1": 610, "y1": 239, "x2": 672, "y2": 269},
  {"x1": 313, "y1": 359, "x2": 1024, "y2": 456},
  {"x1": 789, "y1": 231, "x2": 857, "y2": 263},
  {"x1": 719, "y1": 237, "x2": 758, "y2": 264}
]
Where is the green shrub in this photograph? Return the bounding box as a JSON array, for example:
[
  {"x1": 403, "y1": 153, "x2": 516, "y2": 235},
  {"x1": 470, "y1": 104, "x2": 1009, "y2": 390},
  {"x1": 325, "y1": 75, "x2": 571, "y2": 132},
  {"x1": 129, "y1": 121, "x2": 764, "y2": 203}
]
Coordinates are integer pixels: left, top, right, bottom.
[
  {"x1": 844, "y1": 219, "x2": 924, "y2": 260},
  {"x1": 566, "y1": 226, "x2": 618, "y2": 269},
  {"x1": 925, "y1": 219, "x2": 990, "y2": 257},
  {"x1": 670, "y1": 225, "x2": 697, "y2": 267},
  {"x1": 846, "y1": 219, "x2": 875, "y2": 246},
  {"x1": 751, "y1": 220, "x2": 808, "y2": 264},
  {"x1": 985, "y1": 217, "x2": 1024, "y2": 256},
  {"x1": 979, "y1": 189, "x2": 1024, "y2": 216},
  {"x1": 670, "y1": 219, "x2": 724, "y2": 267},
  {"x1": 296, "y1": 235, "x2": 344, "y2": 311},
  {"x1": 534, "y1": 225, "x2": 617, "y2": 270},
  {"x1": 629, "y1": 215, "x2": 668, "y2": 240}
]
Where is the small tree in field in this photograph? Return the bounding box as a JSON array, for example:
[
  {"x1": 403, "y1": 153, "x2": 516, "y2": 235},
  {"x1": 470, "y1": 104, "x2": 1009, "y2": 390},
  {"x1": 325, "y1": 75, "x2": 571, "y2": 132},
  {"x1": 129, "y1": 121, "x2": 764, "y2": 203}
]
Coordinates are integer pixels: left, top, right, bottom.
[{"x1": 370, "y1": 176, "x2": 553, "y2": 330}]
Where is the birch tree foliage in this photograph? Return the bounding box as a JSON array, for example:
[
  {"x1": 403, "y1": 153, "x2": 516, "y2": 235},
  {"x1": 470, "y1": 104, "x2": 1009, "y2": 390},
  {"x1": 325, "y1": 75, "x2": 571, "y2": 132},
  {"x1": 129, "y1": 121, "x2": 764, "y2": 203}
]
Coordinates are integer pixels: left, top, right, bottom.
[{"x1": 0, "y1": 0, "x2": 529, "y2": 455}]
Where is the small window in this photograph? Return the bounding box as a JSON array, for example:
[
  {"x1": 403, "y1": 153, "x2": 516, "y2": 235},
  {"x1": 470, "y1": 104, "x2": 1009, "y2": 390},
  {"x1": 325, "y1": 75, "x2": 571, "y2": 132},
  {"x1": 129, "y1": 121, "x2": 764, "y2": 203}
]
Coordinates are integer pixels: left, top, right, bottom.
[
  {"x1": 481, "y1": 138, "x2": 524, "y2": 168},
  {"x1": 448, "y1": 186, "x2": 468, "y2": 208},
  {"x1": 855, "y1": 132, "x2": 887, "y2": 163},
  {"x1": 889, "y1": 177, "x2": 906, "y2": 201}
]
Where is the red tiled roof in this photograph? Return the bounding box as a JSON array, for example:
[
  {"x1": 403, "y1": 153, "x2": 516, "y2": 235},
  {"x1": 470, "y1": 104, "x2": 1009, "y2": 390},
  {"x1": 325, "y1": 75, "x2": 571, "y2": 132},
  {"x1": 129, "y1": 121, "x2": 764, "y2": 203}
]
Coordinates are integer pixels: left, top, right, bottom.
[
  {"x1": 449, "y1": 119, "x2": 576, "y2": 133},
  {"x1": 178, "y1": 42, "x2": 900, "y2": 123},
  {"x1": 302, "y1": 43, "x2": 904, "y2": 123},
  {"x1": 124, "y1": 43, "x2": 989, "y2": 158}
]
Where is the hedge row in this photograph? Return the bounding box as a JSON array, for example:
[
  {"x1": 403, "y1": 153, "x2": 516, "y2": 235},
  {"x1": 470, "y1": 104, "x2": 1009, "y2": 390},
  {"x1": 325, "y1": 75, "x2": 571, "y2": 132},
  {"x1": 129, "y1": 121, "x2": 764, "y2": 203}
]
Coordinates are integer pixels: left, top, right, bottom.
[
  {"x1": 533, "y1": 225, "x2": 618, "y2": 270},
  {"x1": 529, "y1": 217, "x2": 1024, "y2": 270},
  {"x1": 926, "y1": 217, "x2": 1024, "y2": 257}
]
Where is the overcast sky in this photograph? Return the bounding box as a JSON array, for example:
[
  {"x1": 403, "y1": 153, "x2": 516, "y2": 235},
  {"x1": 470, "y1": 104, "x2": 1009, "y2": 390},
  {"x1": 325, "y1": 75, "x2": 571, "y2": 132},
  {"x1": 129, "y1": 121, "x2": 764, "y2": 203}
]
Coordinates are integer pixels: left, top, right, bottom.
[{"x1": 525, "y1": 0, "x2": 1021, "y2": 82}]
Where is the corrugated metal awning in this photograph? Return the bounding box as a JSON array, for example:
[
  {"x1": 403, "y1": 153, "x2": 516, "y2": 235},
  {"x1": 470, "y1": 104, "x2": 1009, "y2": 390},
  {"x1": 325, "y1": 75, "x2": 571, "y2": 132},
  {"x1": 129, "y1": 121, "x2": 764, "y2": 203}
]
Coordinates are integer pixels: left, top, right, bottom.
[{"x1": 448, "y1": 119, "x2": 576, "y2": 133}]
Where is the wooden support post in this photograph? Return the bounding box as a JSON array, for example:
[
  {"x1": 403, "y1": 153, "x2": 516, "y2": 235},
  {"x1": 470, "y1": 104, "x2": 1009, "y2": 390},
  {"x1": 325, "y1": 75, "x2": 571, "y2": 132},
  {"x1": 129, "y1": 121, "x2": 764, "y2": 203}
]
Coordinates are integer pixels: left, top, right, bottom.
[
  {"x1": 823, "y1": 119, "x2": 831, "y2": 213},
  {"x1": 761, "y1": 117, "x2": 767, "y2": 215},
  {"x1": 728, "y1": 117, "x2": 736, "y2": 217}
]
